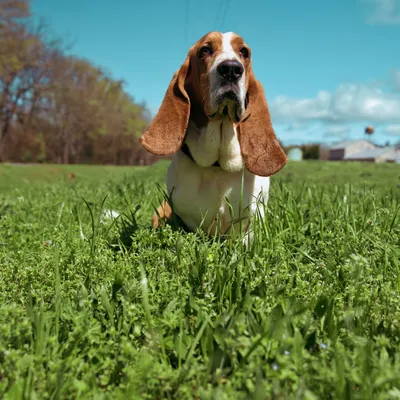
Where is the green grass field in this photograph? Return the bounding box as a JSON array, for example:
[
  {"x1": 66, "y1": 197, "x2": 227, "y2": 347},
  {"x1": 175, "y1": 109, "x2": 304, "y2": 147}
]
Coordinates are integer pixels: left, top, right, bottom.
[{"x1": 1, "y1": 161, "x2": 400, "y2": 399}]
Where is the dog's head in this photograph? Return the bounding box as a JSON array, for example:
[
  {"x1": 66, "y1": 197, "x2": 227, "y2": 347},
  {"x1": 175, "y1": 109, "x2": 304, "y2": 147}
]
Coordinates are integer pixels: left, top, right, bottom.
[{"x1": 140, "y1": 31, "x2": 287, "y2": 177}]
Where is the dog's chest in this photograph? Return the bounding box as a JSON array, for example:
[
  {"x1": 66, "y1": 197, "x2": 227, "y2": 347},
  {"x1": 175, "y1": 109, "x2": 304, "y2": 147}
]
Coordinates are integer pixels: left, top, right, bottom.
[
  {"x1": 184, "y1": 118, "x2": 244, "y2": 172},
  {"x1": 167, "y1": 153, "x2": 270, "y2": 236}
]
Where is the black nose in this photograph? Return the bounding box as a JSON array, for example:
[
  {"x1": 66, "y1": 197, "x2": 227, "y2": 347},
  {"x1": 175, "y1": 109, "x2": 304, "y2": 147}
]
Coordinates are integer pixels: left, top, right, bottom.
[{"x1": 217, "y1": 60, "x2": 244, "y2": 82}]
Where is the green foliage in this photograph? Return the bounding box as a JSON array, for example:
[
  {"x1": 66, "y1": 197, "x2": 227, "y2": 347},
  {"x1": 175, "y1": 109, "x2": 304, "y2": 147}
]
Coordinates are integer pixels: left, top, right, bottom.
[
  {"x1": 285, "y1": 144, "x2": 320, "y2": 160},
  {"x1": 302, "y1": 144, "x2": 320, "y2": 160},
  {"x1": 0, "y1": 160, "x2": 400, "y2": 398}
]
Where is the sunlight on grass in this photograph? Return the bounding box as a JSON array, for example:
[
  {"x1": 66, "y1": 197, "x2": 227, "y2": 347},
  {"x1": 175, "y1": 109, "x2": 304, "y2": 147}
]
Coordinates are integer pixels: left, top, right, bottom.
[{"x1": 0, "y1": 161, "x2": 400, "y2": 398}]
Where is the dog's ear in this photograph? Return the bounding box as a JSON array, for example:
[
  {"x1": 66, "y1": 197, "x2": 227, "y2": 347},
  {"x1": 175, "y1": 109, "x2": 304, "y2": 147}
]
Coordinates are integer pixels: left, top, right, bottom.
[
  {"x1": 239, "y1": 74, "x2": 287, "y2": 177},
  {"x1": 140, "y1": 55, "x2": 191, "y2": 155}
]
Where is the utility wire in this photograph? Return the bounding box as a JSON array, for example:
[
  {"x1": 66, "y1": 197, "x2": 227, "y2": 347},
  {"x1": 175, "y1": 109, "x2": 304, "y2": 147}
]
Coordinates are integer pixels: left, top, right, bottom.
[
  {"x1": 184, "y1": 0, "x2": 190, "y2": 47},
  {"x1": 214, "y1": 0, "x2": 226, "y2": 30},
  {"x1": 218, "y1": 0, "x2": 232, "y2": 31}
]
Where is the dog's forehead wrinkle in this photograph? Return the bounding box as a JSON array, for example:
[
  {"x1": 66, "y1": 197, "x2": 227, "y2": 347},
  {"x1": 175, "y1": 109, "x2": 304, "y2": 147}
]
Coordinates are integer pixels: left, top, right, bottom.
[{"x1": 198, "y1": 31, "x2": 223, "y2": 49}]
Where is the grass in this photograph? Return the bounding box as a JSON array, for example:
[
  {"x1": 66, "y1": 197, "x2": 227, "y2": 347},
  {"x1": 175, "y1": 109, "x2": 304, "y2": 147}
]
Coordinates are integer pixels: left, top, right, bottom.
[
  {"x1": 0, "y1": 160, "x2": 400, "y2": 399},
  {"x1": 0, "y1": 163, "x2": 164, "y2": 192}
]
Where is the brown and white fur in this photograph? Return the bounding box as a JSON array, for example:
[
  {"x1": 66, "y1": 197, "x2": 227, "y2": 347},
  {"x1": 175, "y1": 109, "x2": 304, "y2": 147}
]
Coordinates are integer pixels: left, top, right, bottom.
[{"x1": 140, "y1": 31, "x2": 287, "y2": 240}]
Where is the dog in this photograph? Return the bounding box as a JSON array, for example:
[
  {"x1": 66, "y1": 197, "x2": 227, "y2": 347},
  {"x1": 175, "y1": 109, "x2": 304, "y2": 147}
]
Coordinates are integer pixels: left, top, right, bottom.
[{"x1": 140, "y1": 31, "x2": 287, "y2": 241}]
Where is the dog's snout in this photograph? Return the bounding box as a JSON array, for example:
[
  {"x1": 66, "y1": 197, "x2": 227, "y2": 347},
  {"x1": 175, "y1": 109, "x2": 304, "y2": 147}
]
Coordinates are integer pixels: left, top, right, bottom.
[{"x1": 217, "y1": 60, "x2": 244, "y2": 82}]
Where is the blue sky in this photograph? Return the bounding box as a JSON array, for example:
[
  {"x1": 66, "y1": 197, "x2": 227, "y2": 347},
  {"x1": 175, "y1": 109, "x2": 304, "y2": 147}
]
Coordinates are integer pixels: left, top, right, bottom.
[{"x1": 31, "y1": 0, "x2": 400, "y2": 146}]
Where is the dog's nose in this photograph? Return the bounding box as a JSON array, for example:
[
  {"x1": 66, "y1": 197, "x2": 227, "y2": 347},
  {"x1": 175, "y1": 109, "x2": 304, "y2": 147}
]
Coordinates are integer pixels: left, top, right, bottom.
[{"x1": 217, "y1": 60, "x2": 244, "y2": 82}]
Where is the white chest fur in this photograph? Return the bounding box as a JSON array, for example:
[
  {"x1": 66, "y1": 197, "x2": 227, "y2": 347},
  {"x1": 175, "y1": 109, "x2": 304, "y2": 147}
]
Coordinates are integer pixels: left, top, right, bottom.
[
  {"x1": 166, "y1": 117, "x2": 271, "y2": 237},
  {"x1": 184, "y1": 118, "x2": 244, "y2": 172}
]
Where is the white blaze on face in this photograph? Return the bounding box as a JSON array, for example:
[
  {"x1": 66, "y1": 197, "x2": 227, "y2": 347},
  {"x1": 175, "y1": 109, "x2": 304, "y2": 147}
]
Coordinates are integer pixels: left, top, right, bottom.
[
  {"x1": 219, "y1": 32, "x2": 240, "y2": 63},
  {"x1": 209, "y1": 32, "x2": 246, "y2": 119}
]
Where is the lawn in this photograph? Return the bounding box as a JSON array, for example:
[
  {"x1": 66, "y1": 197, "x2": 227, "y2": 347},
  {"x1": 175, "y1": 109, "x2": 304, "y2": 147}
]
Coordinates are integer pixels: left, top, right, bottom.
[{"x1": 0, "y1": 161, "x2": 400, "y2": 399}]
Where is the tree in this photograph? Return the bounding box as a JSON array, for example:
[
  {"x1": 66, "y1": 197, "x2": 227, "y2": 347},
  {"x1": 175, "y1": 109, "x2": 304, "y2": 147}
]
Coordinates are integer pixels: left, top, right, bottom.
[{"x1": 0, "y1": 0, "x2": 155, "y2": 164}]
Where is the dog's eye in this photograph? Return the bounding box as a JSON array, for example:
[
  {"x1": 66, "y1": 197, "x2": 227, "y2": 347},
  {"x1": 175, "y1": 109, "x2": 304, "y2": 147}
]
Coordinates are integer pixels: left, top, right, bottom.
[
  {"x1": 199, "y1": 46, "x2": 213, "y2": 58},
  {"x1": 240, "y1": 47, "x2": 249, "y2": 58}
]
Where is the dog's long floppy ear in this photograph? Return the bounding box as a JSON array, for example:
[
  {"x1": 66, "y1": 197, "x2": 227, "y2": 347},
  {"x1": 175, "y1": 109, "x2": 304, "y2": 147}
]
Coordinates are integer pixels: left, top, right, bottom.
[
  {"x1": 239, "y1": 75, "x2": 288, "y2": 177},
  {"x1": 140, "y1": 57, "x2": 191, "y2": 155}
]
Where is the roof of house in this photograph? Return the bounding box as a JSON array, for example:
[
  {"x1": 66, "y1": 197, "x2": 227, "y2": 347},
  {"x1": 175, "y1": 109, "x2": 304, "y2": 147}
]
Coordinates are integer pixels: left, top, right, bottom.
[
  {"x1": 343, "y1": 147, "x2": 396, "y2": 160},
  {"x1": 330, "y1": 140, "x2": 374, "y2": 150}
]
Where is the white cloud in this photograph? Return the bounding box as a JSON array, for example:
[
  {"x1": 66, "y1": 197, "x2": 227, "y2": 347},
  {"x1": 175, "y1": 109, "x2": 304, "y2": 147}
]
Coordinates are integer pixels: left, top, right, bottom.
[
  {"x1": 363, "y1": 0, "x2": 400, "y2": 24},
  {"x1": 271, "y1": 91, "x2": 332, "y2": 122},
  {"x1": 383, "y1": 124, "x2": 400, "y2": 135},
  {"x1": 270, "y1": 83, "x2": 400, "y2": 124}
]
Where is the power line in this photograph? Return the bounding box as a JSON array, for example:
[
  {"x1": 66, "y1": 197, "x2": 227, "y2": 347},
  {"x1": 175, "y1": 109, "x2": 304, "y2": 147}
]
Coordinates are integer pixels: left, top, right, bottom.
[
  {"x1": 218, "y1": 0, "x2": 232, "y2": 31},
  {"x1": 184, "y1": 0, "x2": 190, "y2": 47},
  {"x1": 214, "y1": 0, "x2": 226, "y2": 30}
]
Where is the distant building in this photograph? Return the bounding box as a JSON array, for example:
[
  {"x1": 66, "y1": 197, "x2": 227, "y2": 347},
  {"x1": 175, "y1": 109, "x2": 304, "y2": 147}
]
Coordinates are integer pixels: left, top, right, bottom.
[
  {"x1": 328, "y1": 140, "x2": 376, "y2": 161},
  {"x1": 287, "y1": 147, "x2": 303, "y2": 161},
  {"x1": 343, "y1": 147, "x2": 399, "y2": 163},
  {"x1": 328, "y1": 140, "x2": 400, "y2": 163}
]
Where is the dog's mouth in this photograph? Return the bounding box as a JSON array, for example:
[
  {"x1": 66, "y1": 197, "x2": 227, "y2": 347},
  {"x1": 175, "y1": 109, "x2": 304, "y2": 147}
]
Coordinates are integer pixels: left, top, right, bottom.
[
  {"x1": 218, "y1": 83, "x2": 240, "y2": 104},
  {"x1": 209, "y1": 84, "x2": 244, "y2": 122}
]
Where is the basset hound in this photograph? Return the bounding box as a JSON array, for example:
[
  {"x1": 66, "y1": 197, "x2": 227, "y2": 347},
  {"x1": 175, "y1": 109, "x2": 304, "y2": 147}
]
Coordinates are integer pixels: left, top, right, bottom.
[{"x1": 140, "y1": 31, "x2": 287, "y2": 241}]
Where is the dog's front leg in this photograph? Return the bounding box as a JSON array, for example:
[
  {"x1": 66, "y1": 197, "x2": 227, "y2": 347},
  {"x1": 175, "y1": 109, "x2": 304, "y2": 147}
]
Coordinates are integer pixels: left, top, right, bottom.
[{"x1": 152, "y1": 201, "x2": 172, "y2": 228}]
